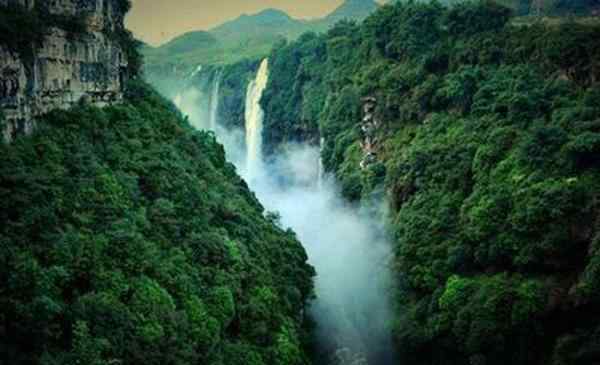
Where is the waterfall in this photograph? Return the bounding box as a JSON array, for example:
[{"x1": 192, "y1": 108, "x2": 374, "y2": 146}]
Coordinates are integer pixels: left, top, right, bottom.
[
  {"x1": 317, "y1": 137, "x2": 325, "y2": 189},
  {"x1": 173, "y1": 67, "x2": 222, "y2": 132},
  {"x1": 208, "y1": 70, "x2": 222, "y2": 131},
  {"x1": 244, "y1": 59, "x2": 269, "y2": 182},
  {"x1": 175, "y1": 65, "x2": 202, "y2": 110},
  {"x1": 190, "y1": 64, "x2": 203, "y2": 78}
]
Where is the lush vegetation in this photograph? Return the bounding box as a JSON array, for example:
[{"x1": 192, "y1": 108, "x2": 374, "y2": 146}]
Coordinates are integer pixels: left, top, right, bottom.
[
  {"x1": 260, "y1": 1, "x2": 600, "y2": 363},
  {"x1": 0, "y1": 81, "x2": 314, "y2": 365},
  {"x1": 500, "y1": 0, "x2": 600, "y2": 15}
]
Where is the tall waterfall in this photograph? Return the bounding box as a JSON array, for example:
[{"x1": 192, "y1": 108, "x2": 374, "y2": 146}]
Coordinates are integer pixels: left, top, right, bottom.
[
  {"x1": 244, "y1": 59, "x2": 269, "y2": 182},
  {"x1": 208, "y1": 70, "x2": 222, "y2": 131}
]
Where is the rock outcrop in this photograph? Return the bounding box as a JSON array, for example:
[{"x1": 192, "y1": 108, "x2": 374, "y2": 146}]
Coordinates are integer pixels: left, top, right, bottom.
[
  {"x1": 359, "y1": 96, "x2": 380, "y2": 169},
  {"x1": 0, "y1": 0, "x2": 129, "y2": 142}
]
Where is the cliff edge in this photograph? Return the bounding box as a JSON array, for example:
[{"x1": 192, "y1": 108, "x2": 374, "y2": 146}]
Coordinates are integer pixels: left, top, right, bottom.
[{"x1": 0, "y1": 0, "x2": 134, "y2": 142}]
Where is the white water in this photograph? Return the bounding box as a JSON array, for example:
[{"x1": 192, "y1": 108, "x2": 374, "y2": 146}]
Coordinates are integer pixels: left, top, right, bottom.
[
  {"x1": 190, "y1": 64, "x2": 203, "y2": 78},
  {"x1": 317, "y1": 137, "x2": 325, "y2": 189},
  {"x1": 173, "y1": 68, "x2": 221, "y2": 132},
  {"x1": 244, "y1": 59, "x2": 269, "y2": 183},
  {"x1": 208, "y1": 70, "x2": 222, "y2": 131},
  {"x1": 173, "y1": 59, "x2": 396, "y2": 365}
]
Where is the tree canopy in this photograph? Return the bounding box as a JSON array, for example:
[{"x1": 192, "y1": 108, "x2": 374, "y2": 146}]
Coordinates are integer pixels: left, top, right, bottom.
[
  {"x1": 259, "y1": 1, "x2": 600, "y2": 363},
  {"x1": 0, "y1": 81, "x2": 314, "y2": 365}
]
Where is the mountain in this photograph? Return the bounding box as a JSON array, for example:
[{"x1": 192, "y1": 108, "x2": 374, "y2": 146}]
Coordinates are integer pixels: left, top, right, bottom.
[
  {"x1": 142, "y1": 1, "x2": 380, "y2": 86},
  {"x1": 158, "y1": 30, "x2": 218, "y2": 54},
  {"x1": 325, "y1": 0, "x2": 380, "y2": 23},
  {"x1": 142, "y1": 8, "x2": 307, "y2": 92},
  {"x1": 210, "y1": 8, "x2": 308, "y2": 44}
]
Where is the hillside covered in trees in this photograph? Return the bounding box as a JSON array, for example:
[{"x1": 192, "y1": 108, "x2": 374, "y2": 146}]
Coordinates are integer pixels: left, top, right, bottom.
[
  {"x1": 258, "y1": 1, "x2": 600, "y2": 364},
  {"x1": 0, "y1": 80, "x2": 315, "y2": 365}
]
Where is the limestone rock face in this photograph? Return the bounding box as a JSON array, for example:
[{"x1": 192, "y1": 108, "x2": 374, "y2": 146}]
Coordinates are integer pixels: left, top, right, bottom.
[
  {"x1": 0, "y1": 0, "x2": 129, "y2": 142},
  {"x1": 359, "y1": 96, "x2": 380, "y2": 169}
]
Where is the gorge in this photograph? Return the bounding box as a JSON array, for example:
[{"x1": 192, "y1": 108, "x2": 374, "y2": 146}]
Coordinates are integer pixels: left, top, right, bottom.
[
  {"x1": 173, "y1": 57, "x2": 397, "y2": 365},
  {"x1": 2, "y1": 0, "x2": 600, "y2": 364}
]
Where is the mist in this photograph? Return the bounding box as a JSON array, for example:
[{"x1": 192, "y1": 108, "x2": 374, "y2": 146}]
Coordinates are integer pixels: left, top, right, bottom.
[{"x1": 173, "y1": 65, "x2": 396, "y2": 365}]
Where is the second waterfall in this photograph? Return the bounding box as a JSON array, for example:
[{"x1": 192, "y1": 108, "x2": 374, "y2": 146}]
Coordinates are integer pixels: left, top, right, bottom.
[{"x1": 244, "y1": 58, "x2": 269, "y2": 182}]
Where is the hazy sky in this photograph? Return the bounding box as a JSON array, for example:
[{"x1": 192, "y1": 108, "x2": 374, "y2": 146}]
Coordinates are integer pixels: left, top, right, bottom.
[{"x1": 126, "y1": 0, "x2": 349, "y2": 46}]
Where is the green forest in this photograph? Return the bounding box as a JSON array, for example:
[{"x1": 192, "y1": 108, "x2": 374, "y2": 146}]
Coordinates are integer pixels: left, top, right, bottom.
[
  {"x1": 259, "y1": 1, "x2": 600, "y2": 364},
  {"x1": 0, "y1": 81, "x2": 314, "y2": 364}
]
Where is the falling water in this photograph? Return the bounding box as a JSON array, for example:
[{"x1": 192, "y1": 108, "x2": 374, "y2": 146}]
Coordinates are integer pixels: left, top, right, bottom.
[
  {"x1": 244, "y1": 58, "x2": 269, "y2": 182},
  {"x1": 190, "y1": 64, "x2": 203, "y2": 78},
  {"x1": 208, "y1": 70, "x2": 222, "y2": 131},
  {"x1": 173, "y1": 68, "x2": 221, "y2": 131},
  {"x1": 317, "y1": 137, "x2": 325, "y2": 189}
]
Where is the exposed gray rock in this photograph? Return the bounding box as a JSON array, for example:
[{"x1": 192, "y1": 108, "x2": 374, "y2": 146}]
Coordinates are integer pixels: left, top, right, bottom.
[
  {"x1": 359, "y1": 96, "x2": 380, "y2": 169},
  {"x1": 0, "y1": 0, "x2": 129, "y2": 142}
]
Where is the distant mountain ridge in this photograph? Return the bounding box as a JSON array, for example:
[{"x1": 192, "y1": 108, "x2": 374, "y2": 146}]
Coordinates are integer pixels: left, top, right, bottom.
[
  {"x1": 142, "y1": 0, "x2": 382, "y2": 95},
  {"x1": 146, "y1": 0, "x2": 380, "y2": 61},
  {"x1": 209, "y1": 8, "x2": 308, "y2": 44},
  {"x1": 326, "y1": 0, "x2": 380, "y2": 22}
]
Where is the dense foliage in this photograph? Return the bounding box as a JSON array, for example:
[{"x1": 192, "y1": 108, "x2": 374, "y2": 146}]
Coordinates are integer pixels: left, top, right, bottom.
[
  {"x1": 492, "y1": 0, "x2": 600, "y2": 15},
  {"x1": 260, "y1": 1, "x2": 600, "y2": 364},
  {"x1": 0, "y1": 81, "x2": 314, "y2": 365}
]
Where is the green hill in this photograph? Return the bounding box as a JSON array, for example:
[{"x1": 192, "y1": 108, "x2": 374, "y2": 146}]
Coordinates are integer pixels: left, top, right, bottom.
[
  {"x1": 0, "y1": 81, "x2": 315, "y2": 365},
  {"x1": 210, "y1": 8, "x2": 308, "y2": 44},
  {"x1": 159, "y1": 31, "x2": 218, "y2": 54}
]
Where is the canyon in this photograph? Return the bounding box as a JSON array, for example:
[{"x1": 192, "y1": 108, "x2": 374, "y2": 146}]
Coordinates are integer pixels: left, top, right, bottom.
[{"x1": 172, "y1": 58, "x2": 397, "y2": 365}]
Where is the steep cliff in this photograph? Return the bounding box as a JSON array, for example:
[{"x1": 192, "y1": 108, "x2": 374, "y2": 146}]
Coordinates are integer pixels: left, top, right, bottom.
[{"x1": 0, "y1": 0, "x2": 134, "y2": 142}]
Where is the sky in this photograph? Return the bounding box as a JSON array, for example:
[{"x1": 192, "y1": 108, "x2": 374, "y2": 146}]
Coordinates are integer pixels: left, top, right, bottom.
[{"x1": 126, "y1": 0, "x2": 349, "y2": 46}]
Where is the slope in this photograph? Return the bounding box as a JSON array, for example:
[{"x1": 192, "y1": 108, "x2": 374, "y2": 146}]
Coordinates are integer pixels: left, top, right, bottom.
[
  {"x1": 0, "y1": 80, "x2": 315, "y2": 365},
  {"x1": 324, "y1": 0, "x2": 380, "y2": 23}
]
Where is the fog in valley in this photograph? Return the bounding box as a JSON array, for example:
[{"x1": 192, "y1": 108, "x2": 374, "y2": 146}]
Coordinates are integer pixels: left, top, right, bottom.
[{"x1": 174, "y1": 61, "x2": 397, "y2": 365}]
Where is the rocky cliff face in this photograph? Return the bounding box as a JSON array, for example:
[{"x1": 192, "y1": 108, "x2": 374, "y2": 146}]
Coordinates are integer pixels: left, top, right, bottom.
[
  {"x1": 359, "y1": 96, "x2": 380, "y2": 170},
  {"x1": 0, "y1": 0, "x2": 129, "y2": 142}
]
